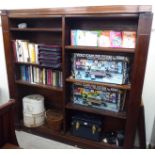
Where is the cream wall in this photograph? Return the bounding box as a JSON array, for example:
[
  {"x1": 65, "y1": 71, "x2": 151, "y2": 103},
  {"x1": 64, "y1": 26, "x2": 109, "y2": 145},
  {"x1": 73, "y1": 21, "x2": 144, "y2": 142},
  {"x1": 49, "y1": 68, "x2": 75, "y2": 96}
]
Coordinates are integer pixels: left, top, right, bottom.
[{"x1": 0, "y1": 0, "x2": 155, "y2": 146}]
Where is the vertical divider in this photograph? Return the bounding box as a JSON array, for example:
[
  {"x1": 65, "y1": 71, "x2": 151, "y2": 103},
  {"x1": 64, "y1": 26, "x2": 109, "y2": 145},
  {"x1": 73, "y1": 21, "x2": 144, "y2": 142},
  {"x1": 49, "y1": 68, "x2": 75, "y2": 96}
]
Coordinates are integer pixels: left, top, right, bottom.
[{"x1": 61, "y1": 15, "x2": 66, "y2": 133}]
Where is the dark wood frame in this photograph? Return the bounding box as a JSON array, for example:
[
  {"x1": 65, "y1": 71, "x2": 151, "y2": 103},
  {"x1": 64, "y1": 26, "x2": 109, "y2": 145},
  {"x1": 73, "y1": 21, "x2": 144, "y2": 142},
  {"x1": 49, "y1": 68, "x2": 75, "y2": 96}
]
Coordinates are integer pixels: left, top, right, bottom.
[
  {"x1": 0, "y1": 5, "x2": 153, "y2": 149},
  {"x1": 0, "y1": 99, "x2": 19, "y2": 148}
]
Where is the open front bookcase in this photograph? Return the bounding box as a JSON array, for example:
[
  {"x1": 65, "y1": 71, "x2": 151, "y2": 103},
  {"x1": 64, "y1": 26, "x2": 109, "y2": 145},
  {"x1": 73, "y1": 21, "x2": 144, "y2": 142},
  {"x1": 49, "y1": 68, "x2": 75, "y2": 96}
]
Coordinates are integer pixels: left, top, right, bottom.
[{"x1": 1, "y1": 5, "x2": 153, "y2": 148}]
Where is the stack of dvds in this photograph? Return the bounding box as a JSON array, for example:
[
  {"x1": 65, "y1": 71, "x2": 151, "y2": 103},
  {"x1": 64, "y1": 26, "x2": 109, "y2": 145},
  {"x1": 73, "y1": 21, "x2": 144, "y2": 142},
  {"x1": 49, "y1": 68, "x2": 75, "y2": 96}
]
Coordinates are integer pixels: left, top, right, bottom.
[{"x1": 38, "y1": 45, "x2": 62, "y2": 69}]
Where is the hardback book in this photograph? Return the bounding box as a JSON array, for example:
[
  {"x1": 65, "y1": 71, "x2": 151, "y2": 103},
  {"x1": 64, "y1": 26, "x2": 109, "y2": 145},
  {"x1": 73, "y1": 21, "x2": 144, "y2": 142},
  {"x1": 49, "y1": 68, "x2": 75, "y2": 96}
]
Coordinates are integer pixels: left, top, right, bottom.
[
  {"x1": 122, "y1": 31, "x2": 136, "y2": 48},
  {"x1": 71, "y1": 83, "x2": 126, "y2": 112},
  {"x1": 71, "y1": 53, "x2": 130, "y2": 84}
]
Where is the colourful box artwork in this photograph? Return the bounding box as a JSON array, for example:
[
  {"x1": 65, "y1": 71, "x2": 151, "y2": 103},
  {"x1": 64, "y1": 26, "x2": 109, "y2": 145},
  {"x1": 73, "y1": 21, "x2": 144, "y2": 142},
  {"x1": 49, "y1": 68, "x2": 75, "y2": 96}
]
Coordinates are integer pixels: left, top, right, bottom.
[
  {"x1": 72, "y1": 83, "x2": 126, "y2": 112},
  {"x1": 72, "y1": 53, "x2": 130, "y2": 84}
]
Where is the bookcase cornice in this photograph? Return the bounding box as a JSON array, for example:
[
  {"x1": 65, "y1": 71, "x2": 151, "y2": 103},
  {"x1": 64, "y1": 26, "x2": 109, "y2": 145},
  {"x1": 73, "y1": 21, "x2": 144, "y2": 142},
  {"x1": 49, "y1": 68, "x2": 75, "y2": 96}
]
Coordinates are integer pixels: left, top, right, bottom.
[{"x1": 1, "y1": 5, "x2": 152, "y2": 17}]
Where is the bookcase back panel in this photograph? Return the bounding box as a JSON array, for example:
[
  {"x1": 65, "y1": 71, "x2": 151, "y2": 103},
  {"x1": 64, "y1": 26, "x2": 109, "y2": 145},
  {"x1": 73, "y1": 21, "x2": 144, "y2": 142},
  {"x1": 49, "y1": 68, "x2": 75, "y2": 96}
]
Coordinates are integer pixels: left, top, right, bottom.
[
  {"x1": 16, "y1": 86, "x2": 63, "y2": 109},
  {"x1": 11, "y1": 31, "x2": 62, "y2": 45},
  {"x1": 10, "y1": 18, "x2": 62, "y2": 29},
  {"x1": 65, "y1": 17, "x2": 138, "y2": 45}
]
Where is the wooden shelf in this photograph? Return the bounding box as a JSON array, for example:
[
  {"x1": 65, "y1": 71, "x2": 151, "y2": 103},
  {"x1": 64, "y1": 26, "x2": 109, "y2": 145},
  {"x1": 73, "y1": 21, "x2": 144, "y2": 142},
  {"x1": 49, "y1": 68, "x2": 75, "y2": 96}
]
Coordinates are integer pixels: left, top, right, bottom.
[
  {"x1": 66, "y1": 78, "x2": 131, "y2": 90},
  {"x1": 15, "y1": 80, "x2": 63, "y2": 92},
  {"x1": 66, "y1": 103, "x2": 127, "y2": 119},
  {"x1": 65, "y1": 45, "x2": 135, "y2": 53},
  {"x1": 20, "y1": 122, "x2": 121, "y2": 149},
  {"x1": 15, "y1": 62, "x2": 62, "y2": 70},
  {"x1": 10, "y1": 27, "x2": 62, "y2": 32},
  {"x1": 15, "y1": 62, "x2": 40, "y2": 67}
]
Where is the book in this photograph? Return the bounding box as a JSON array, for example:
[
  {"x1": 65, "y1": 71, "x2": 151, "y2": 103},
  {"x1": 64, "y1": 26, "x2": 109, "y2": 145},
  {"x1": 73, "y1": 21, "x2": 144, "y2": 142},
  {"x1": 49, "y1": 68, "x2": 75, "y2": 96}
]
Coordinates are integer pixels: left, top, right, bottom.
[
  {"x1": 16, "y1": 40, "x2": 24, "y2": 62},
  {"x1": 21, "y1": 40, "x2": 30, "y2": 62},
  {"x1": 71, "y1": 30, "x2": 98, "y2": 46},
  {"x1": 28, "y1": 43, "x2": 36, "y2": 63},
  {"x1": 122, "y1": 31, "x2": 136, "y2": 48},
  {"x1": 34, "y1": 44, "x2": 39, "y2": 64},
  {"x1": 72, "y1": 83, "x2": 126, "y2": 112},
  {"x1": 110, "y1": 31, "x2": 122, "y2": 48},
  {"x1": 72, "y1": 53, "x2": 130, "y2": 84}
]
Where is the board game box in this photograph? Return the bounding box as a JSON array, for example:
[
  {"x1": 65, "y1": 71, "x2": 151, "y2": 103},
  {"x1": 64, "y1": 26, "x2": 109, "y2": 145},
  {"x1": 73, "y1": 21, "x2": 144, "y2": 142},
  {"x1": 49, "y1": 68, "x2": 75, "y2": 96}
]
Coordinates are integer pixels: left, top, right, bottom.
[
  {"x1": 71, "y1": 53, "x2": 130, "y2": 84},
  {"x1": 71, "y1": 83, "x2": 126, "y2": 112}
]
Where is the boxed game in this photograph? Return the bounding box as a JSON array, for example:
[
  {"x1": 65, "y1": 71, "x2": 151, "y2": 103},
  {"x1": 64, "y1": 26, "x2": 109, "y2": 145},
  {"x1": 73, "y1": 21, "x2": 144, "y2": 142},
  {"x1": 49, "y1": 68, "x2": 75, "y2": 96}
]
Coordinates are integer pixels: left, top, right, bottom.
[
  {"x1": 71, "y1": 83, "x2": 126, "y2": 112},
  {"x1": 71, "y1": 53, "x2": 130, "y2": 84}
]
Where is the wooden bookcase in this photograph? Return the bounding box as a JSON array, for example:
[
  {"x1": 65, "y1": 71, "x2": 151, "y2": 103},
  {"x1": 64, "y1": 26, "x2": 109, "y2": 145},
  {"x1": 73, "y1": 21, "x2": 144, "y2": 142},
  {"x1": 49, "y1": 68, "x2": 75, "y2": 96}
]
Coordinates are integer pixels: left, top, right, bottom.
[{"x1": 0, "y1": 5, "x2": 153, "y2": 148}]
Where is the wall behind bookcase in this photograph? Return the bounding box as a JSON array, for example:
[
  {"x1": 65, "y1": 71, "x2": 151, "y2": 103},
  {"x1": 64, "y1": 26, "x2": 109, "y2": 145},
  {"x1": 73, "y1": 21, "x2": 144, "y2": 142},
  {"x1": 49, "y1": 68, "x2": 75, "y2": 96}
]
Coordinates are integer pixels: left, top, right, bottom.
[{"x1": 0, "y1": 0, "x2": 155, "y2": 147}]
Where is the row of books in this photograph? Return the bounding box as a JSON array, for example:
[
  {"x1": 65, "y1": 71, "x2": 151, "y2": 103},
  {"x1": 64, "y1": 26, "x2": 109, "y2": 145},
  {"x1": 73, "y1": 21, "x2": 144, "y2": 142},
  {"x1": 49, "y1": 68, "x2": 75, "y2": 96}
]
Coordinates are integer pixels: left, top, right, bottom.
[
  {"x1": 12, "y1": 40, "x2": 62, "y2": 68},
  {"x1": 19, "y1": 65, "x2": 63, "y2": 87},
  {"x1": 71, "y1": 53, "x2": 130, "y2": 85},
  {"x1": 71, "y1": 30, "x2": 136, "y2": 48},
  {"x1": 71, "y1": 83, "x2": 126, "y2": 112},
  {"x1": 12, "y1": 40, "x2": 39, "y2": 63}
]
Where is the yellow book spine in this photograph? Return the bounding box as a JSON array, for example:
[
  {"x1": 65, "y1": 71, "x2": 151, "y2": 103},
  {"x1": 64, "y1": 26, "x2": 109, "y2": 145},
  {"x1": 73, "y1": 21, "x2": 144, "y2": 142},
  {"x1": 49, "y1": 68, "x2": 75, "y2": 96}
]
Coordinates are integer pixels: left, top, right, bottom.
[{"x1": 28, "y1": 43, "x2": 36, "y2": 63}]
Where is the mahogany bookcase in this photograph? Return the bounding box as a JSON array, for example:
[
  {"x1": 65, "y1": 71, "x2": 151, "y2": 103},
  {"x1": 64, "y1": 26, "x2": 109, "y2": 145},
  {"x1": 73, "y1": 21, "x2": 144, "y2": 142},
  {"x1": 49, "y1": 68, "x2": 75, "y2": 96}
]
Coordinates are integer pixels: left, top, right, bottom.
[{"x1": 0, "y1": 5, "x2": 153, "y2": 148}]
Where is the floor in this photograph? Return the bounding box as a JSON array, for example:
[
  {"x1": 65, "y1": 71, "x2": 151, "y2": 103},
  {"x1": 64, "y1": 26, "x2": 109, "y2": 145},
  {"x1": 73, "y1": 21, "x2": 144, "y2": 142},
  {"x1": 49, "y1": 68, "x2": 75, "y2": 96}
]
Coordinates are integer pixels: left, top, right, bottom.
[{"x1": 15, "y1": 130, "x2": 76, "y2": 149}]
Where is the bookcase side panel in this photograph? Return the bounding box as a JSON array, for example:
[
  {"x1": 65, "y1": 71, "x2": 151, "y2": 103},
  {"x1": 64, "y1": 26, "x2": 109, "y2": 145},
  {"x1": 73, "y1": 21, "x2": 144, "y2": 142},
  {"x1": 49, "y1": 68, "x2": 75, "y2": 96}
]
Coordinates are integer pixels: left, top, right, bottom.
[
  {"x1": 124, "y1": 13, "x2": 153, "y2": 148},
  {"x1": 1, "y1": 14, "x2": 21, "y2": 127},
  {"x1": 1, "y1": 14, "x2": 15, "y2": 98}
]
